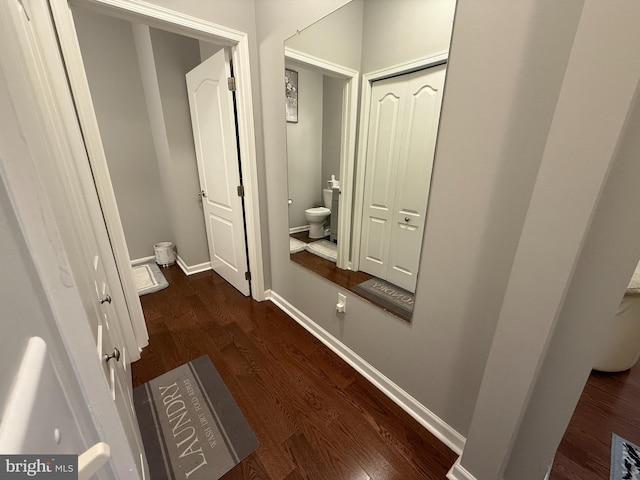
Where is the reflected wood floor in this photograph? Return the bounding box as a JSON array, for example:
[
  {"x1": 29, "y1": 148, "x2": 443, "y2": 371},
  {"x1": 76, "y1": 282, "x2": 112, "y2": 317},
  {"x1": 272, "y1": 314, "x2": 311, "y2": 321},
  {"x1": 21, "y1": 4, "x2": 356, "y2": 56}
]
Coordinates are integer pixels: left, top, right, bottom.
[
  {"x1": 132, "y1": 266, "x2": 456, "y2": 479},
  {"x1": 552, "y1": 362, "x2": 640, "y2": 479},
  {"x1": 289, "y1": 232, "x2": 373, "y2": 292}
]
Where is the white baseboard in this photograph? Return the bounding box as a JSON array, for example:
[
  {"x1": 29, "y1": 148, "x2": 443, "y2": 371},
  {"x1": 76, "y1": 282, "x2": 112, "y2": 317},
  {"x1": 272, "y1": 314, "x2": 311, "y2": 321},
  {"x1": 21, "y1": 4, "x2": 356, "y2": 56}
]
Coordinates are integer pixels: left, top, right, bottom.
[
  {"x1": 289, "y1": 225, "x2": 310, "y2": 234},
  {"x1": 266, "y1": 290, "x2": 466, "y2": 456},
  {"x1": 447, "y1": 458, "x2": 477, "y2": 480},
  {"x1": 130, "y1": 255, "x2": 155, "y2": 266},
  {"x1": 176, "y1": 255, "x2": 212, "y2": 276}
]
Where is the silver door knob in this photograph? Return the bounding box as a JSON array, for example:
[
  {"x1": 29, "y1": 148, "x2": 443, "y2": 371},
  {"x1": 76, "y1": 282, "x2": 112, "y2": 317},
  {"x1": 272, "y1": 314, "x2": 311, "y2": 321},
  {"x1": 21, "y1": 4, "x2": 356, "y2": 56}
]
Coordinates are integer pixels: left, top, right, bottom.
[
  {"x1": 99, "y1": 294, "x2": 112, "y2": 304},
  {"x1": 197, "y1": 190, "x2": 207, "y2": 198},
  {"x1": 104, "y1": 347, "x2": 120, "y2": 363}
]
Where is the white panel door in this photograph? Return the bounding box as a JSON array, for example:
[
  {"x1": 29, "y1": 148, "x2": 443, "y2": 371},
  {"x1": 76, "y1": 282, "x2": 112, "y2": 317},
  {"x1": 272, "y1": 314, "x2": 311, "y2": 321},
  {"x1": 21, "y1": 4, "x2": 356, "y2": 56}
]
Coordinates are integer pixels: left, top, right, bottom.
[
  {"x1": 186, "y1": 49, "x2": 250, "y2": 296},
  {"x1": 359, "y1": 78, "x2": 404, "y2": 279},
  {"x1": 359, "y1": 65, "x2": 446, "y2": 292},
  {"x1": 387, "y1": 65, "x2": 446, "y2": 292}
]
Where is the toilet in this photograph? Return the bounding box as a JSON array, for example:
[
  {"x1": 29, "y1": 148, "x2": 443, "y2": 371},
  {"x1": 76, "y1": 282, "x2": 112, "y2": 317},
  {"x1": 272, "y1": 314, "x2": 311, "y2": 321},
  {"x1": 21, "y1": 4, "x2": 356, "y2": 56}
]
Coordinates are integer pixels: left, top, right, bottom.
[{"x1": 305, "y1": 188, "x2": 333, "y2": 239}]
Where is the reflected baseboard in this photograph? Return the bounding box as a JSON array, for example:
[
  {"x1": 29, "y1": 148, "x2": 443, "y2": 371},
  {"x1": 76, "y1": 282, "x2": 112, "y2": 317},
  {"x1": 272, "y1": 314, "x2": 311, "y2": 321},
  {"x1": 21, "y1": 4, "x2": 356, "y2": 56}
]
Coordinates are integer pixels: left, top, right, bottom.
[
  {"x1": 446, "y1": 458, "x2": 477, "y2": 480},
  {"x1": 289, "y1": 225, "x2": 310, "y2": 234},
  {"x1": 266, "y1": 289, "x2": 466, "y2": 456}
]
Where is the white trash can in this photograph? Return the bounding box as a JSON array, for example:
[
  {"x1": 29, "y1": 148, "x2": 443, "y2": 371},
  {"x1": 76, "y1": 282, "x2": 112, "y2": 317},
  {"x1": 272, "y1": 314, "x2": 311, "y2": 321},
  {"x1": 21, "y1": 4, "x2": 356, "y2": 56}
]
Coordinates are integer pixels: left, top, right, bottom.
[
  {"x1": 593, "y1": 292, "x2": 640, "y2": 372},
  {"x1": 154, "y1": 242, "x2": 175, "y2": 267}
]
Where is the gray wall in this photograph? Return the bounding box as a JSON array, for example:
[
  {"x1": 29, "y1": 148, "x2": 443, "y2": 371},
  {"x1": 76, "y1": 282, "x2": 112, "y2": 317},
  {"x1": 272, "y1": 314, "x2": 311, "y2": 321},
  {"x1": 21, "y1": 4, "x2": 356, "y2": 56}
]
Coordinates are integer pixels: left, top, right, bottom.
[
  {"x1": 148, "y1": 28, "x2": 210, "y2": 266},
  {"x1": 73, "y1": 7, "x2": 219, "y2": 267},
  {"x1": 72, "y1": 8, "x2": 172, "y2": 260},
  {"x1": 142, "y1": 0, "x2": 270, "y2": 284},
  {"x1": 256, "y1": 0, "x2": 587, "y2": 443},
  {"x1": 286, "y1": 65, "x2": 323, "y2": 228},
  {"x1": 199, "y1": 41, "x2": 224, "y2": 62},
  {"x1": 504, "y1": 93, "x2": 640, "y2": 479},
  {"x1": 472, "y1": 3, "x2": 640, "y2": 477}
]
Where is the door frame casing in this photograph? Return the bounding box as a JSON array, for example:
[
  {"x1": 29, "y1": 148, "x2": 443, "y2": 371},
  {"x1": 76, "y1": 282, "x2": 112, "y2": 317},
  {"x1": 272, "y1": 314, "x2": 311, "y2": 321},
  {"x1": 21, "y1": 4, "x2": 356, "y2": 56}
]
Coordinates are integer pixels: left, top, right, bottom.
[
  {"x1": 53, "y1": 0, "x2": 266, "y2": 309},
  {"x1": 351, "y1": 51, "x2": 448, "y2": 272},
  {"x1": 284, "y1": 46, "x2": 359, "y2": 269}
]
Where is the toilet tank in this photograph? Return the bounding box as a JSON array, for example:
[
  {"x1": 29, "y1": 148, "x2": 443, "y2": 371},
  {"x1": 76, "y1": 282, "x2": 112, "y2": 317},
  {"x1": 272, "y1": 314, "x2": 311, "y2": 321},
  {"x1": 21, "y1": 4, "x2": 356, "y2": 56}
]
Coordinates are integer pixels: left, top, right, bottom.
[{"x1": 323, "y1": 188, "x2": 333, "y2": 208}]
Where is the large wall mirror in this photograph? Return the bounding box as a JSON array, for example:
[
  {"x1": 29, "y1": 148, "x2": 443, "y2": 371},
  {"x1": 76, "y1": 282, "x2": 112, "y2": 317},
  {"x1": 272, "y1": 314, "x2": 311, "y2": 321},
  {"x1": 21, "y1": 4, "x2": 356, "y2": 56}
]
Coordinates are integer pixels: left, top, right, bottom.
[{"x1": 285, "y1": 0, "x2": 457, "y2": 321}]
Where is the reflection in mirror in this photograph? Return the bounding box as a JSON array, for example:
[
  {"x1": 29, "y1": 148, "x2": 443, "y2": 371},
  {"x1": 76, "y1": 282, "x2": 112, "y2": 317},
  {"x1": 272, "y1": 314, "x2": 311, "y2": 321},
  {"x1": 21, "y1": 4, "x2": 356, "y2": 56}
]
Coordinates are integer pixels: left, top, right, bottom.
[{"x1": 286, "y1": 0, "x2": 457, "y2": 321}]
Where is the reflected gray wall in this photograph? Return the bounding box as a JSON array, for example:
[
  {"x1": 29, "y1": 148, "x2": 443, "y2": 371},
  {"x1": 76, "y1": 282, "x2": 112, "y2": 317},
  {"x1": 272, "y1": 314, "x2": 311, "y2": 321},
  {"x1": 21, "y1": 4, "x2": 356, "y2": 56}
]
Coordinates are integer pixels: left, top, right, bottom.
[
  {"x1": 361, "y1": 0, "x2": 456, "y2": 72},
  {"x1": 286, "y1": 70, "x2": 345, "y2": 228},
  {"x1": 285, "y1": 0, "x2": 363, "y2": 71},
  {"x1": 321, "y1": 76, "x2": 344, "y2": 192},
  {"x1": 286, "y1": 65, "x2": 323, "y2": 228}
]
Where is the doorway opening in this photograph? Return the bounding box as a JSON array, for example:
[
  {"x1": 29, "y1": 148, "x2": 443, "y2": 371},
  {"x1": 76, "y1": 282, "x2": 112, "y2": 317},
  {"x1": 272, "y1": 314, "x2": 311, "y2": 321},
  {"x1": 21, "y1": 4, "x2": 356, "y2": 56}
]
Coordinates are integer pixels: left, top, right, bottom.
[
  {"x1": 69, "y1": 4, "x2": 255, "y2": 286},
  {"x1": 45, "y1": 0, "x2": 265, "y2": 351}
]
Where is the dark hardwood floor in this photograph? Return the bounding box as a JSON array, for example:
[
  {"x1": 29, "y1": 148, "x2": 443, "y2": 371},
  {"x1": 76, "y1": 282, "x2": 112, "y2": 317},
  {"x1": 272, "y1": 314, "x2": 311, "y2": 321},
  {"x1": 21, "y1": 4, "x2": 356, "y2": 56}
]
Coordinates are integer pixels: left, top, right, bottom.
[
  {"x1": 132, "y1": 266, "x2": 456, "y2": 479},
  {"x1": 133, "y1": 265, "x2": 639, "y2": 479},
  {"x1": 289, "y1": 232, "x2": 372, "y2": 292},
  {"x1": 552, "y1": 363, "x2": 640, "y2": 479}
]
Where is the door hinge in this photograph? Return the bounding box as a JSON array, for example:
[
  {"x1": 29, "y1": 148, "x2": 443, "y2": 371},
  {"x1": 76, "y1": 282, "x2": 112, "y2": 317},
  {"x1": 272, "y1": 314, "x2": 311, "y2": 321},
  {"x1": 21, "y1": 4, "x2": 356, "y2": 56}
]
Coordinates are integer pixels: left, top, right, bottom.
[
  {"x1": 237, "y1": 185, "x2": 245, "y2": 197},
  {"x1": 245, "y1": 271, "x2": 251, "y2": 281},
  {"x1": 227, "y1": 77, "x2": 236, "y2": 91}
]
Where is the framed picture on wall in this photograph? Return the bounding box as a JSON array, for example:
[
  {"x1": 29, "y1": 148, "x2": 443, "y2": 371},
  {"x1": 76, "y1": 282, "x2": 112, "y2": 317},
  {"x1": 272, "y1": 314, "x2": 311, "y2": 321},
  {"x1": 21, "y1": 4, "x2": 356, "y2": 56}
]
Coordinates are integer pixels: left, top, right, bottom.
[{"x1": 285, "y1": 68, "x2": 298, "y2": 123}]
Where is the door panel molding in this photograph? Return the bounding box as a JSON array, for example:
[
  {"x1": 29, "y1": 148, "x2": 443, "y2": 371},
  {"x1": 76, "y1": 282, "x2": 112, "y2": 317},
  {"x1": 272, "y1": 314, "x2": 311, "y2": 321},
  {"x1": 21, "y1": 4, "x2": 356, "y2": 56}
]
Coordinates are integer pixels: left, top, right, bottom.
[
  {"x1": 352, "y1": 51, "x2": 448, "y2": 274},
  {"x1": 358, "y1": 64, "x2": 446, "y2": 292}
]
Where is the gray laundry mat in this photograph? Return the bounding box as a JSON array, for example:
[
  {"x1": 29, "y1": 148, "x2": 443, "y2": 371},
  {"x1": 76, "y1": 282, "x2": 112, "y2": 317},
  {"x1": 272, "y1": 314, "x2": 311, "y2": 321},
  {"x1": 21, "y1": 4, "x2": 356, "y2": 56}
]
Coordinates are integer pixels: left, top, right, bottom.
[
  {"x1": 133, "y1": 355, "x2": 259, "y2": 480},
  {"x1": 353, "y1": 278, "x2": 414, "y2": 320}
]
